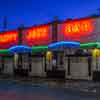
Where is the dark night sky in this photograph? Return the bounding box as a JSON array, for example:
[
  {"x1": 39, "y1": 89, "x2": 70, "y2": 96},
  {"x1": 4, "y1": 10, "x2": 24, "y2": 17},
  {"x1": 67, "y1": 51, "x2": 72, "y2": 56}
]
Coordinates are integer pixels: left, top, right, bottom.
[{"x1": 0, "y1": 0, "x2": 100, "y2": 31}]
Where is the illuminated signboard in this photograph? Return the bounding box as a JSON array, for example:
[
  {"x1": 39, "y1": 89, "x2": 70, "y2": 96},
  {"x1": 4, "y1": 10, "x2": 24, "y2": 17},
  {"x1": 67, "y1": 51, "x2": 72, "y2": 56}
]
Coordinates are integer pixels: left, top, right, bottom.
[
  {"x1": 58, "y1": 19, "x2": 94, "y2": 42},
  {"x1": 63, "y1": 20, "x2": 93, "y2": 35},
  {"x1": 0, "y1": 30, "x2": 18, "y2": 49},
  {"x1": 23, "y1": 25, "x2": 52, "y2": 46}
]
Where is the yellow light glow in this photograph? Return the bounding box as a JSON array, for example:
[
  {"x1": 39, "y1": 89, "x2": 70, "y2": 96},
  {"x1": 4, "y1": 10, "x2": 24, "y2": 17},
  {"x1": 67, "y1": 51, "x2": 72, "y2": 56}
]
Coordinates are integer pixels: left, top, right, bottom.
[
  {"x1": 92, "y1": 49, "x2": 100, "y2": 58},
  {"x1": 46, "y1": 51, "x2": 53, "y2": 61}
]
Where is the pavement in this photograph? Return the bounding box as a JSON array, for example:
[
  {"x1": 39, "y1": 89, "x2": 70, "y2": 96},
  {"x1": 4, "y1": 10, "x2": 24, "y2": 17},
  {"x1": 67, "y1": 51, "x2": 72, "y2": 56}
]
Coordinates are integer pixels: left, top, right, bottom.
[
  {"x1": 0, "y1": 79, "x2": 100, "y2": 100},
  {"x1": 0, "y1": 75, "x2": 100, "y2": 100},
  {"x1": 0, "y1": 74, "x2": 100, "y2": 94}
]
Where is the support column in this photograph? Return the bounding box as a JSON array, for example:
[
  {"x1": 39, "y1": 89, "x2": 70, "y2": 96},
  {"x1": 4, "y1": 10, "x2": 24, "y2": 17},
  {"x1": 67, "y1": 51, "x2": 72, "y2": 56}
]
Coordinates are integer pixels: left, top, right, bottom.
[
  {"x1": 68, "y1": 56, "x2": 70, "y2": 76},
  {"x1": 17, "y1": 25, "x2": 23, "y2": 69},
  {"x1": 1, "y1": 56, "x2": 4, "y2": 74},
  {"x1": 14, "y1": 25, "x2": 24, "y2": 77},
  {"x1": 51, "y1": 17, "x2": 59, "y2": 69},
  {"x1": 28, "y1": 53, "x2": 32, "y2": 72},
  {"x1": 52, "y1": 17, "x2": 58, "y2": 43},
  {"x1": 88, "y1": 56, "x2": 92, "y2": 76}
]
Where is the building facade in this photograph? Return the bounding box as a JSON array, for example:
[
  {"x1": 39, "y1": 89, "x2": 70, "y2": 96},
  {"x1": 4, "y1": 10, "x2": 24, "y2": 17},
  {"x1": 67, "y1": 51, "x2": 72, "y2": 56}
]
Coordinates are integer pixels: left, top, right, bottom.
[{"x1": 0, "y1": 16, "x2": 100, "y2": 80}]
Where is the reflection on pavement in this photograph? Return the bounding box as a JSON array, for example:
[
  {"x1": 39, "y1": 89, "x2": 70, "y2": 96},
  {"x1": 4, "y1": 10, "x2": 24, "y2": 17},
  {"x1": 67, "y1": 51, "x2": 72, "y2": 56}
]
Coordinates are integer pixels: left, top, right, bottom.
[{"x1": 0, "y1": 80, "x2": 99, "y2": 100}]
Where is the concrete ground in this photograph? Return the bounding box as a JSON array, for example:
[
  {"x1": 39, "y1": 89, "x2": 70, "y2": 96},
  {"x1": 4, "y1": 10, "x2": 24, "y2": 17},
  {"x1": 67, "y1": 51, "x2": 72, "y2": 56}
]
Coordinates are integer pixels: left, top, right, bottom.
[
  {"x1": 0, "y1": 79, "x2": 100, "y2": 100},
  {"x1": 0, "y1": 74, "x2": 100, "y2": 94}
]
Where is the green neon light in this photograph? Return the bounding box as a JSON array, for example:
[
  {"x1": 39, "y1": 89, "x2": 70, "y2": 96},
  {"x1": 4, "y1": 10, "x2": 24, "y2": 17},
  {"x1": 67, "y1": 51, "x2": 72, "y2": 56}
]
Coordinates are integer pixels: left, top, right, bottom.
[
  {"x1": 0, "y1": 49, "x2": 9, "y2": 54},
  {"x1": 32, "y1": 46, "x2": 48, "y2": 53},
  {"x1": 80, "y1": 42, "x2": 97, "y2": 48},
  {"x1": 97, "y1": 42, "x2": 100, "y2": 48}
]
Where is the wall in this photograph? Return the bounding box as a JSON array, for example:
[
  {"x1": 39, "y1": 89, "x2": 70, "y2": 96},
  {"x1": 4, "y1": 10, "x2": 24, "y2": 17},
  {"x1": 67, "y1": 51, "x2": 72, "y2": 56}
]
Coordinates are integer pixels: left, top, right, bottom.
[
  {"x1": 29, "y1": 57, "x2": 46, "y2": 77},
  {"x1": 3, "y1": 57, "x2": 14, "y2": 75},
  {"x1": 58, "y1": 17, "x2": 100, "y2": 42}
]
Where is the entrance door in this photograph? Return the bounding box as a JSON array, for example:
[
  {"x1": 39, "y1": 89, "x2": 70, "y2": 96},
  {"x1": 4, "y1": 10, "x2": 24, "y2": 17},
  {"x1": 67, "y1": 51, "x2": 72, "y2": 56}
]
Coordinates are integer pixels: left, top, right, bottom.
[
  {"x1": 14, "y1": 53, "x2": 30, "y2": 77},
  {"x1": 56, "y1": 51, "x2": 65, "y2": 70},
  {"x1": 46, "y1": 51, "x2": 66, "y2": 78},
  {"x1": 70, "y1": 56, "x2": 90, "y2": 80},
  {"x1": 30, "y1": 55, "x2": 45, "y2": 77},
  {"x1": 22, "y1": 54, "x2": 29, "y2": 71}
]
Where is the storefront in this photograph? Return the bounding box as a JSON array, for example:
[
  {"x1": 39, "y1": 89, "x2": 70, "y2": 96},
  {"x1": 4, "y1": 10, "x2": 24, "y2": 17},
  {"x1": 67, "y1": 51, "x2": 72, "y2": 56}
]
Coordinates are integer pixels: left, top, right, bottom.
[
  {"x1": 29, "y1": 46, "x2": 48, "y2": 77},
  {"x1": 0, "y1": 16, "x2": 100, "y2": 80},
  {"x1": 47, "y1": 41, "x2": 80, "y2": 79},
  {"x1": 56, "y1": 16, "x2": 100, "y2": 80}
]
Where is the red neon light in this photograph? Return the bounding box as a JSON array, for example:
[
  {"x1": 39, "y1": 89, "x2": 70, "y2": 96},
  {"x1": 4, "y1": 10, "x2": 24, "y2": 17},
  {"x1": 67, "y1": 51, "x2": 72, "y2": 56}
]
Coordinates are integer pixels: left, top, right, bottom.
[
  {"x1": 25, "y1": 25, "x2": 51, "y2": 46},
  {"x1": 0, "y1": 31, "x2": 18, "y2": 49},
  {"x1": 0, "y1": 32, "x2": 18, "y2": 43},
  {"x1": 26, "y1": 26, "x2": 48, "y2": 40},
  {"x1": 63, "y1": 19, "x2": 94, "y2": 37}
]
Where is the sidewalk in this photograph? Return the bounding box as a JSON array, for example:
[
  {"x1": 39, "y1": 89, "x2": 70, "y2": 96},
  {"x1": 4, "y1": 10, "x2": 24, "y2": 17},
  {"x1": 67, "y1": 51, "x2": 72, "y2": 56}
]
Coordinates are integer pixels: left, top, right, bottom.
[
  {"x1": 0, "y1": 74, "x2": 100, "y2": 94},
  {"x1": 64, "y1": 80, "x2": 100, "y2": 93}
]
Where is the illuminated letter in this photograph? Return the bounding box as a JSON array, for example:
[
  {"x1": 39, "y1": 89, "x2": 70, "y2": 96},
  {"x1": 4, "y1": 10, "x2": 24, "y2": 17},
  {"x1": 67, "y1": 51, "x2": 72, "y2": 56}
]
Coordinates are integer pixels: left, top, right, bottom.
[
  {"x1": 65, "y1": 24, "x2": 72, "y2": 33},
  {"x1": 72, "y1": 24, "x2": 80, "y2": 32},
  {"x1": 83, "y1": 23, "x2": 89, "y2": 32}
]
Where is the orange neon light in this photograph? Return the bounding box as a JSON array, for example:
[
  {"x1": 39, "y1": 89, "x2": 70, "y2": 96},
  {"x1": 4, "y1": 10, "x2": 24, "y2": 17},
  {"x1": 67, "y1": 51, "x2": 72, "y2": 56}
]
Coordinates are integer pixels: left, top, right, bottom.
[
  {"x1": 0, "y1": 31, "x2": 18, "y2": 43},
  {"x1": 63, "y1": 19, "x2": 94, "y2": 36},
  {"x1": 26, "y1": 26, "x2": 49, "y2": 40}
]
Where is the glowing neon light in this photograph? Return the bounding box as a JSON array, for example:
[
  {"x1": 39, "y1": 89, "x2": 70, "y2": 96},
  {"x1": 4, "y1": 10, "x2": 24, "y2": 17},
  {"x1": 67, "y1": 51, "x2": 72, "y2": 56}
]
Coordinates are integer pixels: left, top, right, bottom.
[
  {"x1": 0, "y1": 30, "x2": 18, "y2": 49},
  {"x1": 0, "y1": 31, "x2": 18, "y2": 43},
  {"x1": 96, "y1": 42, "x2": 100, "y2": 48},
  {"x1": 48, "y1": 41, "x2": 80, "y2": 49},
  {"x1": 80, "y1": 42, "x2": 97, "y2": 48},
  {"x1": 0, "y1": 49, "x2": 9, "y2": 54},
  {"x1": 32, "y1": 46, "x2": 48, "y2": 53},
  {"x1": 9, "y1": 45, "x2": 32, "y2": 53},
  {"x1": 26, "y1": 26, "x2": 49, "y2": 40},
  {"x1": 63, "y1": 19, "x2": 94, "y2": 37},
  {"x1": 24, "y1": 25, "x2": 51, "y2": 46}
]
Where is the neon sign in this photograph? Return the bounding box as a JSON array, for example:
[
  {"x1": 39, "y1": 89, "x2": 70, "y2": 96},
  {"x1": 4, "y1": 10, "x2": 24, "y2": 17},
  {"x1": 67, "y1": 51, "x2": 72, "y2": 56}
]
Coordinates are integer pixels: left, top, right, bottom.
[
  {"x1": 0, "y1": 32, "x2": 17, "y2": 43},
  {"x1": 48, "y1": 41, "x2": 80, "y2": 49},
  {"x1": 24, "y1": 25, "x2": 51, "y2": 46},
  {"x1": 26, "y1": 26, "x2": 49, "y2": 40},
  {"x1": 9, "y1": 45, "x2": 32, "y2": 54},
  {"x1": 0, "y1": 31, "x2": 18, "y2": 49},
  {"x1": 63, "y1": 19, "x2": 94, "y2": 36}
]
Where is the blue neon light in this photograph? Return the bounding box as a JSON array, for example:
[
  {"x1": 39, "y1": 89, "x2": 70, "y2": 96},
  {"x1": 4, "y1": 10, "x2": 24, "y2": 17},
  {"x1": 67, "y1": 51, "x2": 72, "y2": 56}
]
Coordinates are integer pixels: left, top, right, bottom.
[
  {"x1": 48, "y1": 41, "x2": 80, "y2": 49},
  {"x1": 9, "y1": 45, "x2": 32, "y2": 54}
]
